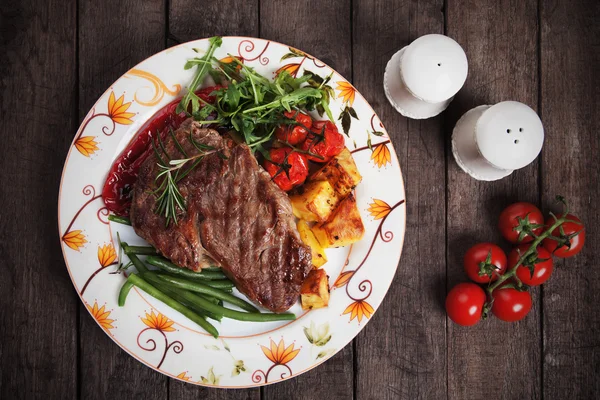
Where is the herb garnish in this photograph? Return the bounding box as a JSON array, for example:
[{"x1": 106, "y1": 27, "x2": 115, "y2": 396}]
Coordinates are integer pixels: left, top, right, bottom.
[
  {"x1": 176, "y1": 36, "x2": 334, "y2": 153},
  {"x1": 176, "y1": 36, "x2": 223, "y2": 114},
  {"x1": 151, "y1": 128, "x2": 223, "y2": 226}
]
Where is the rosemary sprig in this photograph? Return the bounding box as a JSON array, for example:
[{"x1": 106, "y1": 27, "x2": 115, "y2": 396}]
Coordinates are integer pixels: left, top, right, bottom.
[{"x1": 151, "y1": 129, "x2": 221, "y2": 226}]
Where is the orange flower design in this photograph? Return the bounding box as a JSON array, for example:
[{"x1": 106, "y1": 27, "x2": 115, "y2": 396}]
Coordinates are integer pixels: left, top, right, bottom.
[
  {"x1": 219, "y1": 55, "x2": 243, "y2": 70},
  {"x1": 176, "y1": 371, "x2": 191, "y2": 381},
  {"x1": 62, "y1": 230, "x2": 87, "y2": 251},
  {"x1": 342, "y1": 300, "x2": 374, "y2": 323},
  {"x1": 107, "y1": 92, "x2": 135, "y2": 125},
  {"x1": 141, "y1": 310, "x2": 176, "y2": 332},
  {"x1": 275, "y1": 63, "x2": 301, "y2": 78},
  {"x1": 260, "y1": 338, "x2": 300, "y2": 365},
  {"x1": 368, "y1": 199, "x2": 392, "y2": 220},
  {"x1": 97, "y1": 243, "x2": 117, "y2": 267},
  {"x1": 334, "y1": 271, "x2": 355, "y2": 288},
  {"x1": 371, "y1": 143, "x2": 391, "y2": 168},
  {"x1": 87, "y1": 302, "x2": 115, "y2": 330},
  {"x1": 74, "y1": 136, "x2": 99, "y2": 157},
  {"x1": 336, "y1": 81, "x2": 356, "y2": 106}
]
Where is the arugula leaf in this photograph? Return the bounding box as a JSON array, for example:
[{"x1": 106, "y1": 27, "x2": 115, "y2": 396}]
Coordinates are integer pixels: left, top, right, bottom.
[{"x1": 176, "y1": 36, "x2": 223, "y2": 114}]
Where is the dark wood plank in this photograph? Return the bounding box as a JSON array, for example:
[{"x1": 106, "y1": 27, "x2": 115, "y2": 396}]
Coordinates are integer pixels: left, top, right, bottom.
[
  {"x1": 77, "y1": 1, "x2": 168, "y2": 399},
  {"x1": 169, "y1": 0, "x2": 258, "y2": 41},
  {"x1": 260, "y1": 0, "x2": 354, "y2": 398},
  {"x1": 0, "y1": 1, "x2": 78, "y2": 398},
  {"x1": 352, "y1": 1, "x2": 447, "y2": 399},
  {"x1": 353, "y1": 0, "x2": 446, "y2": 399},
  {"x1": 167, "y1": 0, "x2": 260, "y2": 398},
  {"x1": 446, "y1": 1, "x2": 541, "y2": 399},
  {"x1": 540, "y1": 0, "x2": 600, "y2": 398}
]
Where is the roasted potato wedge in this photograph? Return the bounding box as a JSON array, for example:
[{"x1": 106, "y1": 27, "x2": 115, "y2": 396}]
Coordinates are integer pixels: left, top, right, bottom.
[
  {"x1": 310, "y1": 148, "x2": 362, "y2": 197},
  {"x1": 300, "y1": 269, "x2": 330, "y2": 310},
  {"x1": 312, "y1": 194, "x2": 365, "y2": 248},
  {"x1": 297, "y1": 220, "x2": 328, "y2": 267},
  {"x1": 290, "y1": 180, "x2": 339, "y2": 222}
]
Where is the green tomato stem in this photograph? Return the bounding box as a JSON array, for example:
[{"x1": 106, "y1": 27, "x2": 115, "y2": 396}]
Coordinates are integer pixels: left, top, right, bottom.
[{"x1": 486, "y1": 214, "x2": 570, "y2": 296}]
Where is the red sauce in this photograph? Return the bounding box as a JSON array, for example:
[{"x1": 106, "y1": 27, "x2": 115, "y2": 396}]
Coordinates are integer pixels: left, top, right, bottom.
[{"x1": 102, "y1": 86, "x2": 220, "y2": 216}]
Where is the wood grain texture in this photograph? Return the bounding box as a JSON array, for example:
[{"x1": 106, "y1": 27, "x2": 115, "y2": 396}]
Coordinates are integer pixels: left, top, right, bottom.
[
  {"x1": 169, "y1": 0, "x2": 258, "y2": 41},
  {"x1": 540, "y1": 0, "x2": 600, "y2": 398},
  {"x1": 446, "y1": 1, "x2": 541, "y2": 399},
  {"x1": 352, "y1": 0, "x2": 447, "y2": 399},
  {"x1": 166, "y1": 1, "x2": 260, "y2": 398},
  {"x1": 260, "y1": 0, "x2": 353, "y2": 398},
  {"x1": 0, "y1": 0, "x2": 78, "y2": 398},
  {"x1": 78, "y1": 1, "x2": 168, "y2": 399}
]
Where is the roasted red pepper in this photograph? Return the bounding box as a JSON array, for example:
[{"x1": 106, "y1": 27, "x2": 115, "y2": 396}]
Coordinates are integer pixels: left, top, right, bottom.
[
  {"x1": 263, "y1": 147, "x2": 309, "y2": 191},
  {"x1": 301, "y1": 120, "x2": 345, "y2": 163}
]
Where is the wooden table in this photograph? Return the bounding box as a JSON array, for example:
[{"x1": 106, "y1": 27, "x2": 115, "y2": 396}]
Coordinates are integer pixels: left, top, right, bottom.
[{"x1": 1, "y1": 0, "x2": 598, "y2": 398}]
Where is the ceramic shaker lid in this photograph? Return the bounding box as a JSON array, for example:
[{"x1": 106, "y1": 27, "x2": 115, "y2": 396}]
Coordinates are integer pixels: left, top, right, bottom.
[
  {"x1": 475, "y1": 101, "x2": 544, "y2": 170},
  {"x1": 400, "y1": 34, "x2": 468, "y2": 103}
]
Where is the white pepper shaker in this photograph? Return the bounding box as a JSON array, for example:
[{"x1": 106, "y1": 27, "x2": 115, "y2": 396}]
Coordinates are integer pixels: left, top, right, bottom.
[
  {"x1": 384, "y1": 34, "x2": 468, "y2": 119},
  {"x1": 452, "y1": 101, "x2": 544, "y2": 181}
]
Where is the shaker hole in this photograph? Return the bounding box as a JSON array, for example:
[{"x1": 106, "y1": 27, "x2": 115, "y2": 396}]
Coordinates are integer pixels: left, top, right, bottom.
[
  {"x1": 437, "y1": 63, "x2": 441, "y2": 66},
  {"x1": 519, "y1": 127, "x2": 523, "y2": 132},
  {"x1": 507, "y1": 129, "x2": 511, "y2": 133},
  {"x1": 514, "y1": 139, "x2": 519, "y2": 144}
]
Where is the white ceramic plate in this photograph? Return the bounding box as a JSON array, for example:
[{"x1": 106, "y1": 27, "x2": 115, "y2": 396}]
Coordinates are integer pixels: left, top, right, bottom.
[{"x1": 58, "y1": 37, "x2": 406, "y2": 388}]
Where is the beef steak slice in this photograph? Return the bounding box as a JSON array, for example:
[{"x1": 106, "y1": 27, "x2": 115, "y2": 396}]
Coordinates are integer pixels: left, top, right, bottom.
[{"x1": 130, "y1": 118, "x2": 312, "y2": 312}]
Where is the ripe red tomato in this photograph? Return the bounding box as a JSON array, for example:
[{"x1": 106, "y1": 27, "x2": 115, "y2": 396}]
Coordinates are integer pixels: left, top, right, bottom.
[
  {"x1": 275, "y1": 110, "x2": 312, "y2": 145},
  {"x1": 445, "y1": 283, "x2": 486, "y2": 326},
  {"x1": 491, "y1": 287, "x2": 532, "y2": 322},
  {"x1": 498, "y1": 202, "x2": 544, "y2": 244},
  {"x1": 510, "y1": 245, "x2": 553, "y2": 286},
  {"x1": 464, "y1": 243, "x2": 507, "y2": 283},
  {"x1": 263, "y1": 147, "x2": 309, "y2": 191},
  {"x1": 301, "y1": 120, "x2": 345, "y2": 162},
  {"x1": 542, "y1": 214, "x2": 586, "y2": 258}
]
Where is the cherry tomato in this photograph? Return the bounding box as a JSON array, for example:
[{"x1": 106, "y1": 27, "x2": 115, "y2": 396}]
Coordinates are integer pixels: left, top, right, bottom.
[
  {"x1": 498, "y1": 202, "x2": 544, "y2": 244},
  {"x1": 263, "y1": 147, "x2": 309, "y2": 191},
  {"x1": 445, "y1": 283, "x2": 486, "y2": 326},
  {"x1": 542, "y1": 214, "x2": 586, "y2": 258},
  {"x1": 301, "y1": 120, "x2": 345, "y2": 162},
  {"x1": 463, "y1": 243, "x2": 507, "y2": 283},
  {"x1": 491, "y1": 287, "x2": 532, "y2": 322},
  {"x1": 275, "y1": 110, "x2": 312, "y2": 145},
  {"x1": 510, "y1": 245, "x2": 553, "y2": 286}
]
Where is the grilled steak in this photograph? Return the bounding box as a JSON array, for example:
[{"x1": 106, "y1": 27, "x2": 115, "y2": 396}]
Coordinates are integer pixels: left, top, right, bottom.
[{"x1": 130, "y1": 118, "x2": 312, "y2": 312}]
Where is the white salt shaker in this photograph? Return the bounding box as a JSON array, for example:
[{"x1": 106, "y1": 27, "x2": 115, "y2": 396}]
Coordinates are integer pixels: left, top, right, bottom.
[
  {"x1": 452, "y1": 101, "x2": 544, "y2": 181},
  {"x1": 384, "y1": 34, "x2": 468, "y2": 119}
]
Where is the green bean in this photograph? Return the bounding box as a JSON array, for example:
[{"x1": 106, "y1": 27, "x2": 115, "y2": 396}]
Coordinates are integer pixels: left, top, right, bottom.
[
  {"x1": 142, "y1": 273, "x2": 222, "y2": 322},
  {"x1": 146, "y1": 256, "x2": 227, "y2": 280},
  {"x1": 122, "y1": 245, "x2": 158, "y2": 255},
  {"x1": 150, "y1": 283, "x2": 294, "y2": 322},
  {"x1": 108, "y1": 215, "x2": 132, "y2": 225},
  {"x1": 118, "y1": 280, "x2": 134, "y2": 307},
  {"x1": 144, "y1": 274, "x2": 224, "y2": 321},
  {"x1": 156, "y1": 274, "x2": 259, "y2": 313},
  {"x1": 203, "y1": 280, "x2": 235, "y2": 290},
  {"x1": 128, "y1": 274, "x2": 218, "y2": 337},
  {"x1": 122, "y1": 243, "x2": 149, "y2": 274}
]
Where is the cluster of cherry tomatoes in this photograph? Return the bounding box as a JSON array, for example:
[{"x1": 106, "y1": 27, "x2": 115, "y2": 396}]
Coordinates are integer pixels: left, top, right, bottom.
[
  {"x1": 446, "y1": 202, "x2": 586, "y2": 326},
  {"x1": 262, "y1": 110, "x2": 345, "y2": 191}
]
